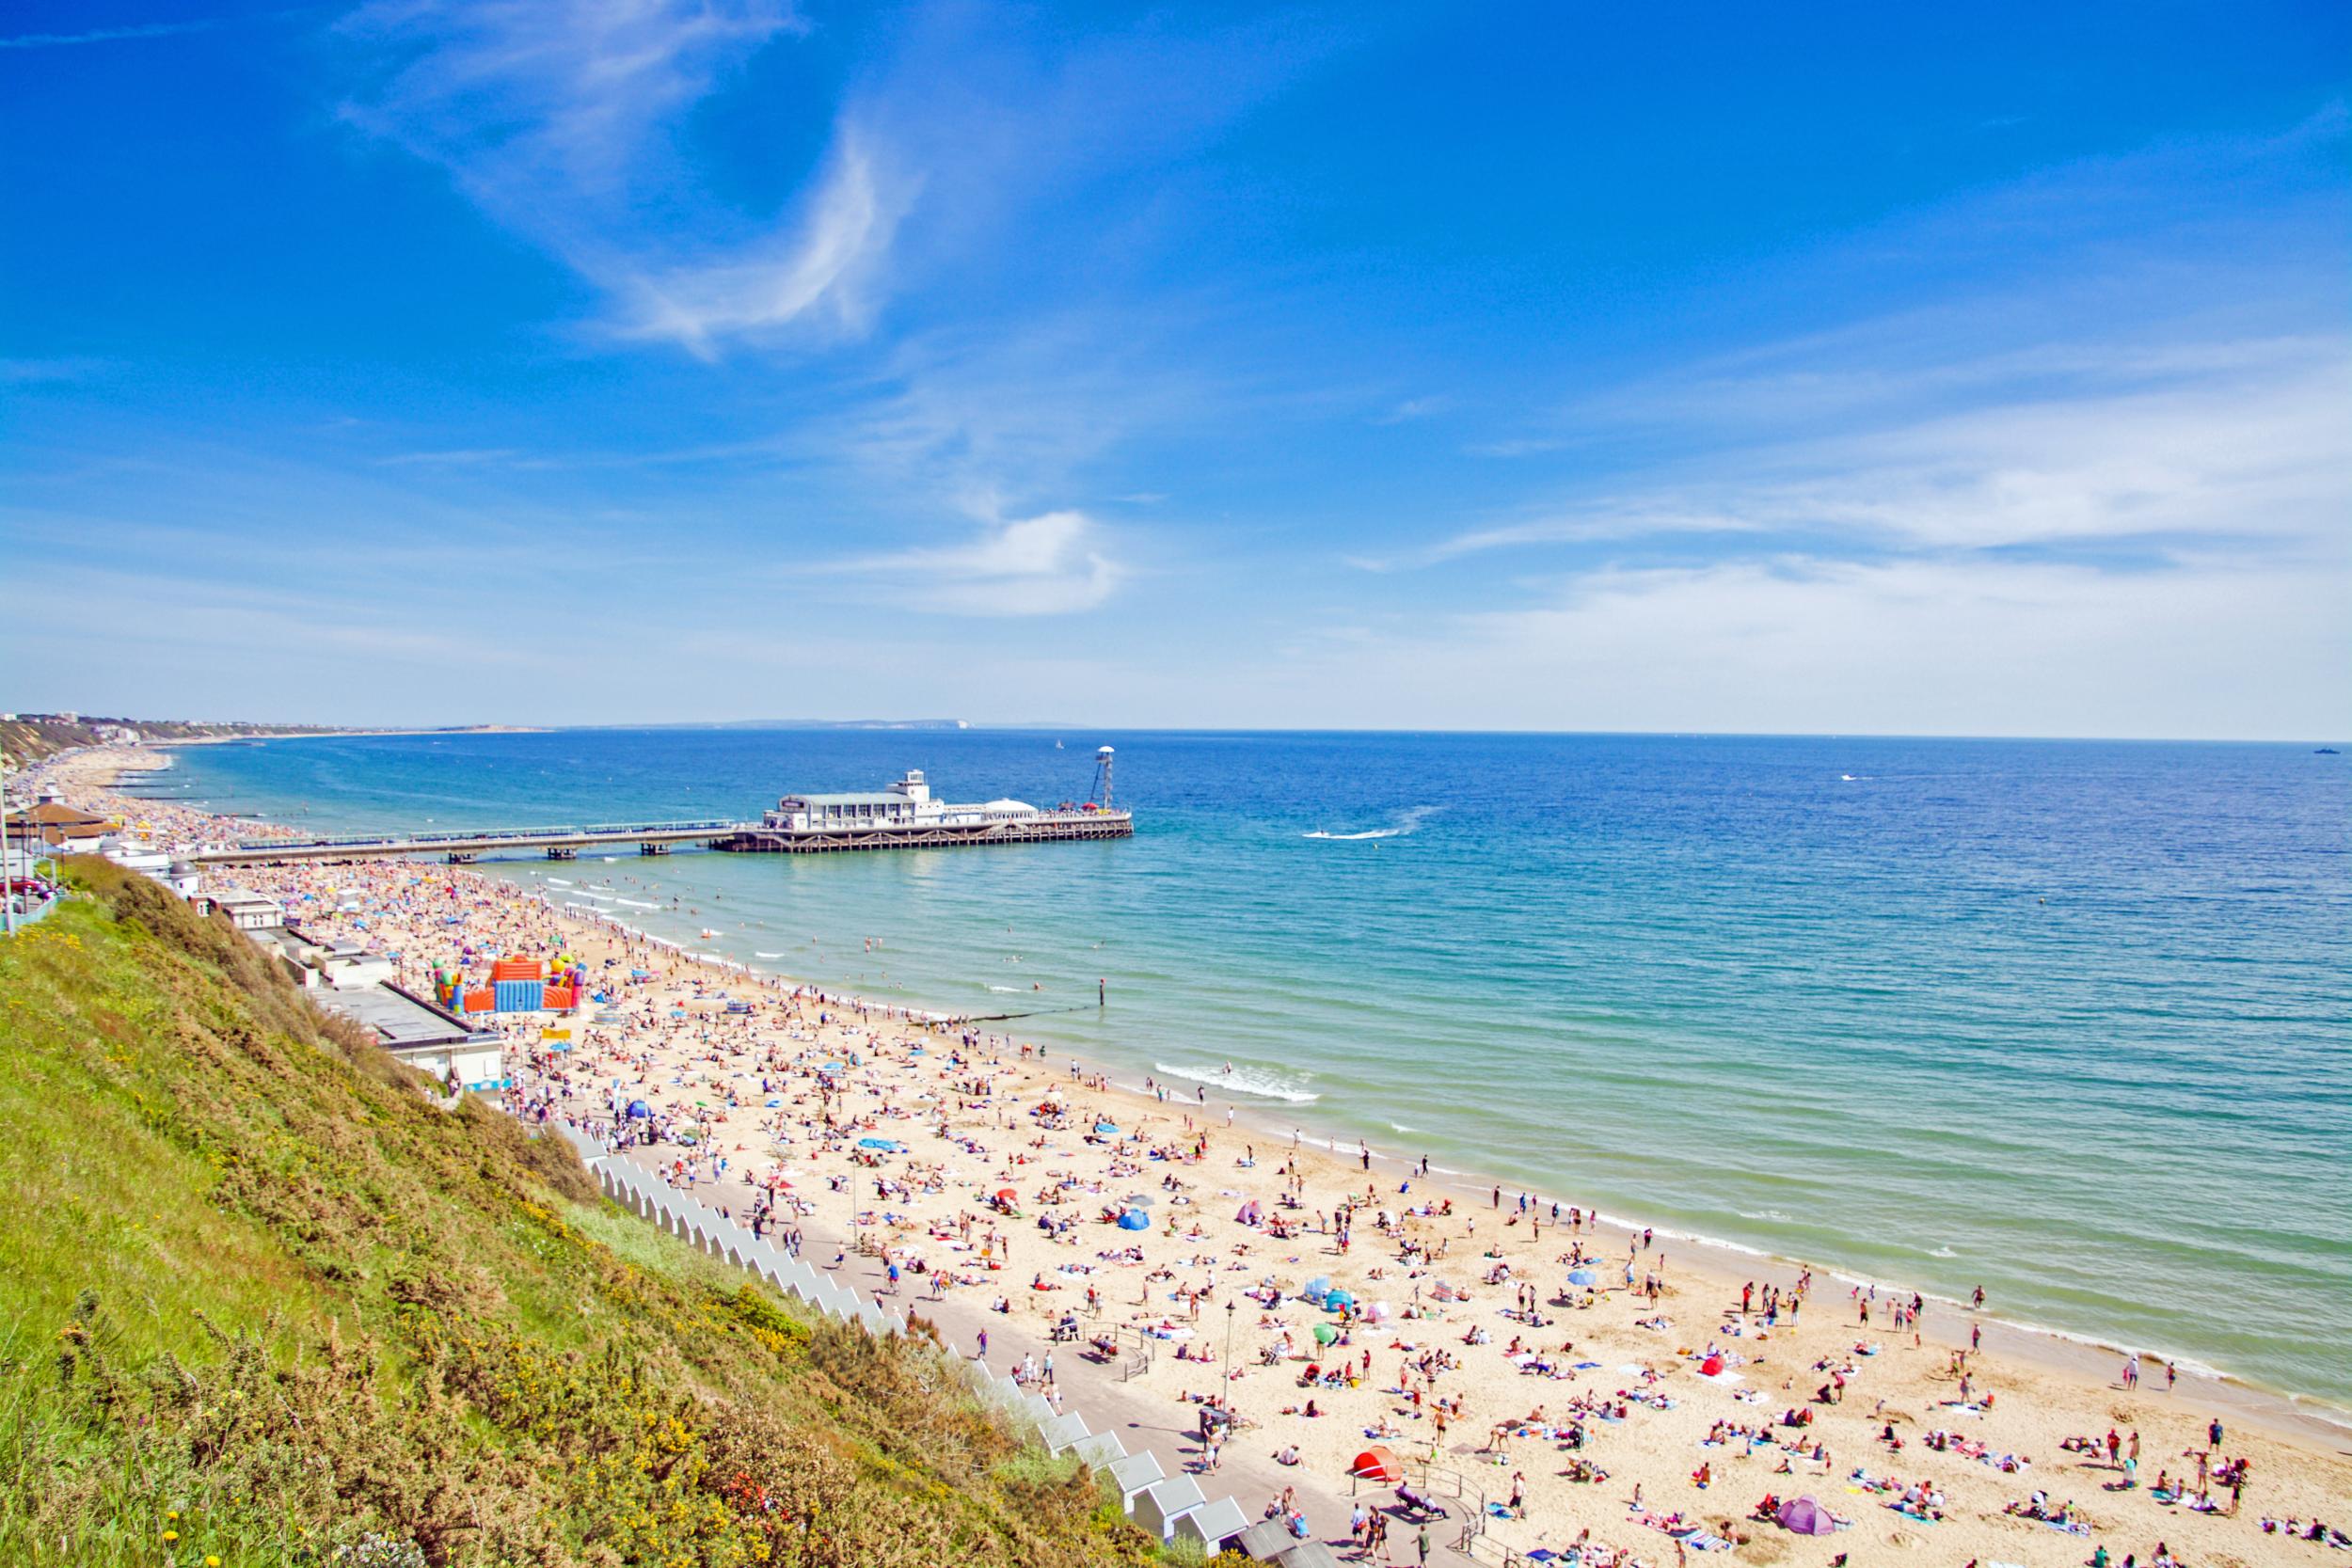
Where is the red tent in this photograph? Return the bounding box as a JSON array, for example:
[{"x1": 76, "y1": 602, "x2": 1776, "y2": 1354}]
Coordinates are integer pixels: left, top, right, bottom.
[
  {"x1": 1700, "y1": 1354, "x2": 1725, "y2": 1376},
  {"x1": 1350, "y1": 1447, "x2": 1405, "y2": 1485},
  {"x1": 994, "y1": 1188, "x2": 1017, "y2": 1203}
]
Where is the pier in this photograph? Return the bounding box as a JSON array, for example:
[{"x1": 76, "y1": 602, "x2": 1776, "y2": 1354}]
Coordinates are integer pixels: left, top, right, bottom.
[
  {"x1": 710, "y1": 812, "x2": 1132, "y2": 853},
  {"x1": 185, "y1": 754, "x2": 1135, "y2": 866},
  {"x1": 189, "y1": 820, "x2": 739, "y2": 866}
]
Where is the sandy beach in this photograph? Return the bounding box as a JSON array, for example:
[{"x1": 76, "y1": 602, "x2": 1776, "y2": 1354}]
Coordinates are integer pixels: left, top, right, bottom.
[{"x1": 37, "y1": 742, "x2": 2352, "y2": 1568}]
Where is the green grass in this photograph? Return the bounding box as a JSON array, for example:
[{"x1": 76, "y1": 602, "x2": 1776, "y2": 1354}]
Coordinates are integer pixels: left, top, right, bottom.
[{"x1": 0, "y1": 863, "x2": 1178, "y2": 1567}]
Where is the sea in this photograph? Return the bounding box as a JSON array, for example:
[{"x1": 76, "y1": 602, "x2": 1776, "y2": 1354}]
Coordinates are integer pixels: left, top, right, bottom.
[{"x1": 154, "y1": 727, "x2": 2352, "y2": 1412}]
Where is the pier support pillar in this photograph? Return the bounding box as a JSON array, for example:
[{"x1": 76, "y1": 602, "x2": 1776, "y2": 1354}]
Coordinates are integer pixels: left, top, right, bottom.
[
  {"x1": 547, "y1": 846, "x2": 577, "y2": 861},
  {"x1": 639, "y1": 842, "x2": 670, "y2": 856},
  {"x1": 446, "y1": 852, "x2": 477, "y2": 864}
]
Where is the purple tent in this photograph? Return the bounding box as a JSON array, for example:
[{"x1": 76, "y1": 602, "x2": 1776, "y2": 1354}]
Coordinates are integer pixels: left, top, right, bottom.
[{"x1": 1777, "y1": 1497, "x2": 1836, "y2": 1536}]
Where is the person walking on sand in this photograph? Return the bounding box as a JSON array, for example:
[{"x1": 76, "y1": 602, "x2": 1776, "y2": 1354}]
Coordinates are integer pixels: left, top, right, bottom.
[{"x1": 1416, "y1": 1525, "x2": 1430, "y2": 1565}]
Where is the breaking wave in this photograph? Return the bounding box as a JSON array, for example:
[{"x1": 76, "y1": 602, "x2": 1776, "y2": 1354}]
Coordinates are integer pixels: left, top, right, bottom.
[{"x1": 1152, "y1": 1061, "x2": 1321, "y2": 1104}]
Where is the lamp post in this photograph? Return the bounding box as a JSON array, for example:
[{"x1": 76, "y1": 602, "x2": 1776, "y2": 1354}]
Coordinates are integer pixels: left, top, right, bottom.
[{"x1": 1224, "y1": 1299, "x2": 1237, "y2": 1420}]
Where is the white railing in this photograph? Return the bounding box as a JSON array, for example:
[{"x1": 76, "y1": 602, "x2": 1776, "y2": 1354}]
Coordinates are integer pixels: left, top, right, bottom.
[{"x1": 555, "y1": 1122, "x2": 1256, "y2": 1554}]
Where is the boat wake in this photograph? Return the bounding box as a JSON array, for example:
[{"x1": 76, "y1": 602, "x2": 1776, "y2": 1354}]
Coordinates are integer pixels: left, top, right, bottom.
[
  {"x1": 1153, "y1": 1061, "x2": 1320, "y2": 1104},
  {"x1": 1304, "y1": 804, "x2": 1438, "y2": 842},
  {"x1": 755, "y1": 951, "x2": 787, "y2": 958}
]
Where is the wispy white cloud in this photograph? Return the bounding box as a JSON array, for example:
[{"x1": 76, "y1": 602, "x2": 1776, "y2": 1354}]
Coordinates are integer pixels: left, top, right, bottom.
[
  {"x1": 1374, "y1": 394, "x2": 1450, "y2": 425},
  {"x1": 1278, "y1": 553, "x2": 2349, "y2": 737},
  {"x1": 0, "y1": 19, "x2": 219, "y2": 50},
  {"x1": 339, "y1": 0, "x2": 902, "y2": 352},
  {"x1": 342, "y1": 0, "x2": 802, "y2": 196},
  {"x1": 1405, "y1": 330, "x2": 2349, "y2": 569},
  {"x1": 0, "y1": 356, "x2": 106, "y2": 383},
  {"x1": 612, "y1": 128, "x2": 909, "y2": 355},
  {"x1": 816, "y1": 507, "x2": 1125, "y2": 617},
  {"x1": 373, "y1": 446, "x2": 525, "y2": 467}
]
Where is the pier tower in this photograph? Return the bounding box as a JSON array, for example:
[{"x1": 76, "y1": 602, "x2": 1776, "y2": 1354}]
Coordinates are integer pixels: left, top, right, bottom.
[{"x1": 1091, "y1": 746, "x2": 1116, "y2": 810}]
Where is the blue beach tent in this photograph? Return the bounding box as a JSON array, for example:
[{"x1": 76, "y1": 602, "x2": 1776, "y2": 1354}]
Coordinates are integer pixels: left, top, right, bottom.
[{"x1": 1117, "y1": 1210, "x2": 1151, "y2": 1231}]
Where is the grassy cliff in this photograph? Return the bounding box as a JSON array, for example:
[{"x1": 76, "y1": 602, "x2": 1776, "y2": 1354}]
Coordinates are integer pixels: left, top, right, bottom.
[{"x1": 0, "y1": 863, "x2": 1164, "y2": 1567}]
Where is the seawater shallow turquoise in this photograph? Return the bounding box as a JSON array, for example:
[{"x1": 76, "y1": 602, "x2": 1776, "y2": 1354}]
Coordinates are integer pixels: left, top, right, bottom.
[{"x1": 161, "y1": 729, "x2": 2352, "y2": 1409}]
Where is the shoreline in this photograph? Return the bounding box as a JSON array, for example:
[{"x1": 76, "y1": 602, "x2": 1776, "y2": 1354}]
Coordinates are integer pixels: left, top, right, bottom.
[
  {"x1": 502, "y1": 877, "x2": 2351, "y2": 1449},
  {"x1": 60, "y1": 737, "x2": 2351, "y2": 1449}
]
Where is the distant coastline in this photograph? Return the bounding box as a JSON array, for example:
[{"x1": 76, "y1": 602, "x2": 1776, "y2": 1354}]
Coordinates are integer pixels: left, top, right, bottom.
[{"x1": 155, "y1": 725, "x2": 546, "y2": 747}]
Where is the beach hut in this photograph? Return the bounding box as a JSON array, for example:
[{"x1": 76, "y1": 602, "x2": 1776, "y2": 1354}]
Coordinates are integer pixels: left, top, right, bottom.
[
  {"x1": 1276, "y1": 1541, "x2": 1343, "y2": 1568},
  {"x1": 1107, "y1": 1450, "x2": 1166, "y2": 1511},
  {"x1": 1349, "y1": 1446, "x2": 1405, "y2": 1486},
  {"x1": 1069, "y1": 1431, "x2": 1128, "y2": 1468},
  {"x1": 1039, "y1": 1411, "x2": 1091, "y2": 1453},
  {"x1": 1171, "y1": 1496, "x2": 1250, "y2": 1552},
  {"x1": 1777, "y1": 1497, "x2": 1836, "y2": 1536},
  {"x1": 1132, "y1": 1476, "x2": 1209, "y2": 1541},
  {"x1": 1236, "y1": 1519, "x2": 1296, "y2": 1562}
]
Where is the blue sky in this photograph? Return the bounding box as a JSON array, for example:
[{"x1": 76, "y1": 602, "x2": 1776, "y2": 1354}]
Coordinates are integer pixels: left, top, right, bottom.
[{"x1": 4, "y1": 1, "x2": 2346, "y2": 736}]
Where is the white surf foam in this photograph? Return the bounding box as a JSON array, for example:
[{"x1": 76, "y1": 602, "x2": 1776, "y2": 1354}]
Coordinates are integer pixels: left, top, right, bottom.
[
  {"x1": 755, "y1": 951, "x2": 787, "y2": 959},
  {"x1": 1152, "y1": 1061, "x2": 1320, "y2": 1104},
  {"x1": 1304, "y1": 804, "x2": 1438, "y2": 841}
]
